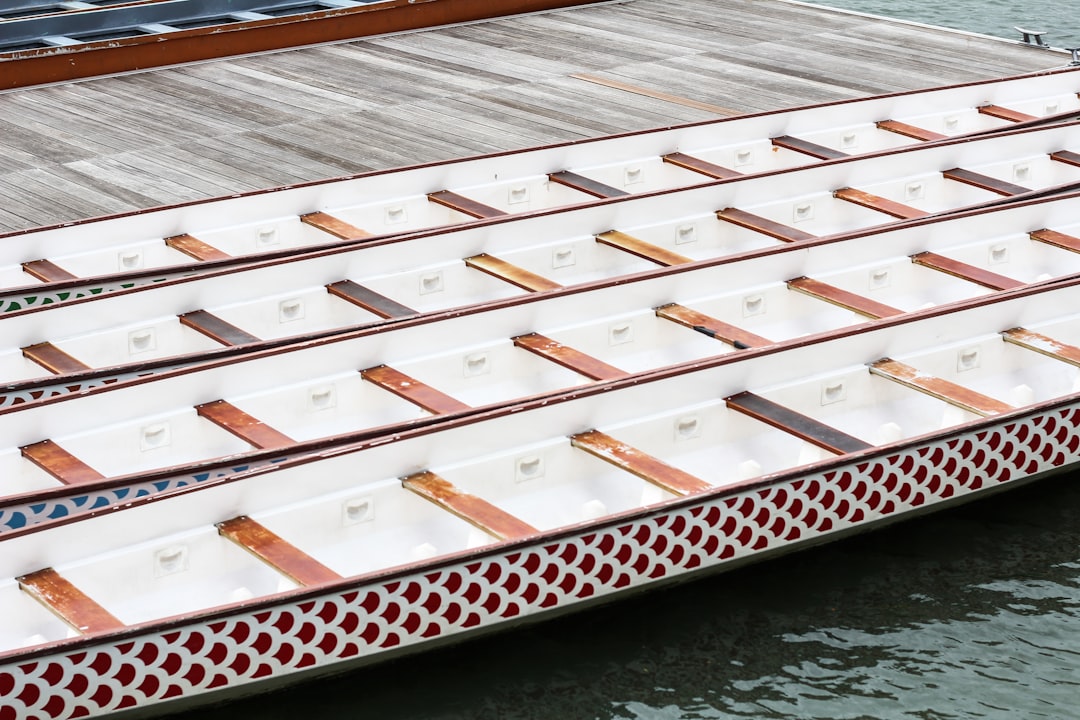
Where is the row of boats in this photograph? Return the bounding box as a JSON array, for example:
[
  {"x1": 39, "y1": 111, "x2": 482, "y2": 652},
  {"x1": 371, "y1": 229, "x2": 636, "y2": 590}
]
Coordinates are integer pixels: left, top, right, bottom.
[{"x1": 5, "y1": 65, "x2": 1080, "y2": 717}]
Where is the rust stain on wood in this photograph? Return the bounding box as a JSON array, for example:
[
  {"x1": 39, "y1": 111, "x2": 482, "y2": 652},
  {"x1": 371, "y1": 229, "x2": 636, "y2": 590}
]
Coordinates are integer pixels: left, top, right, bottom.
[
  {"x1": 512, "y1": 333, "x2": 628, "y2": 381},
  {"x1": 570, "y1": 429, "x2": 711, "y2": 495},
  {"x1": 300, "y1": 212, "x2": 374, "y2": 241},
  {"x1": 326, "y1": 279, "x2": 416, "y2": 319},
  {"x1": 869, "y1": 358, "x2": 1013, "y2": 415},
  {"x1": 21, "y1": 439, "x2": 105, "y2": 485},
  {"x1": 770, "y1": 135, "x2": 848, "y2": 160},
  {"x1": 464, "y1": 253, "x2": 562, "y2": 292},
  {"x1": 22, "y1": 342, "x2": 92, "y2": 374},
  {"x1": 875, "y1": 120, "x2": 947, "y2": 142},
  {"x1": 787, "y1": 276, "x2": 905, "y2": 318},
  {"x1": 165, "y1": 233, "x2": 231, "y2": 261},
  {"x1": 977, "y1": 104, "x2": 1038, "y2": 123},
  {"x1": 662, "y1": 152, "x2": 742, "y2": 180},
  {"x1": 595, "y1": 230, "x2": 693, "y2": 266},
  {"x1": 361, "y1": 365, "x2": 470, "y2": 415},
  {"x1": 196, "y1": 400, "x2": 295, "y2": 449},
  {"x1": 911, "y1": 251, "x2": 1024, "y2": 291},
  {"x1": 716, "y1": 207, "x2": 817, "y2": 243},
  {"x1": 654, "y1": 303, "x2": 771, "y2": 349},
  {"x1": 1002, "y1": 327, "x2": 1080, "y2": 368},
  {"x1": 943, "y1": 167, "x2": 1030, "y2": 196},
  {"x1": 217, "y1": 516, "x2": 342, "y2": 586},
  {"x1": 179, "y1": 310, "x2": 261, "y2": 346},
  {"x1": 427, "y1": 190, "x2": 507, "y2": 219},
  {"x1": 833, "y1": 187, "x2": 929, "y2": 220},
  {"x1": 17, "y1": 568, "x2": 124, "y2": 634},
  {"x1": 402, "y1": 470, "x2": 539, "y2": 540},
  {"x1": 22, "y1": 259, "x2": 77, "y2": 282}
]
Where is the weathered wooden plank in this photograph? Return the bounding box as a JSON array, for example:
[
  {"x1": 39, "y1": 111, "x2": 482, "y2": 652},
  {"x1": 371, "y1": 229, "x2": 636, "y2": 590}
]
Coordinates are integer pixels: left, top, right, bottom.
[
  {"x1": 1002, "y1": 327, "x2": 1080, "y2": 368},
  {"x1": 300, "y1": 211, "x2": 374, "y2": 240},
  {"x1": 911, "y1": 251, "x2": 1024, "y2": 290},
  {"x1": 22, "y1": 342, "x2": 92, "y2": 374},
  {"x1": 196, "y1": 400, "x2": 295, "y2": 450},
  {"x1": 427, "y1": 190, "x2": 508, "y2": 218},
  {"x1": 512, "y1": 333, "x2": 628, "y2": 380},
  {"x1": 875, "y1": 119, "x2": 947, "y2": 142},
  {"x1": 17, "y1": 568, "x2": 124, "y2": 634},
  {"x1": 771, "y1": 135, "x2": 847, "y2": 160},
  {"x1": 179, "y1": 310, "x2": 261, "y2": 346},
  {"x1": 570, "y1": 73, "x2": 742, "y2": 116},
  {"x1": 361, "y1": 365, "x2": 470, "y2": 414},
  {"x1": 833, "y1": 187, "x2": 929, "y2": 219},
  {"x1": 326, "y1": 279, "x2": 417, "y2": 319},
  {"x1": 1030, "y1": 228, "x2": 1080, "y2": 253},
  {"x1": 164, "y1": 233, "x2": 231, "y2": 262},
  {"x1": 403, "y1": 470, "x2": 539, "y2": 540},
  {"x1": 22, "y1": 259, "x2": 77, "y2": 282},
  {"x1": 21, "y1": 439, "x2": 105, "y2": 485},
  {"x1": 654, "y1": 303, "x2": 771, "y2": 349},
  {"x1": 548, "y1": 170, "x2": 630, "y2": 198},
  {"x1": 977, "y1": 104, "x2": 1037, "y2": 122},
  {"x1": 570, "y1": 429, "x2": 711, "y2": 495},
  {"x1": 788, "y1": 276, "x2": 905, "y2": 318},
  {"x1": 869, "y1": 358, "x2": 1013, "y2": 415},
  {"x1": 1050, "y1": 150, "x2": 1080, "y2": 168},
  {"x1": 726, "y1": 391, "x2": 873, "y2": 454},
  {"x1": 217, "y1": 516, "x2": 342, "y2": 586},
  {"x1": 716, "y1": 207, "x2": 817, "y2": 243},
  {"x1": 595, "y1": 230, "x2": 693, "y2": 266},
  {"x1": 943, "y1": 167, "x2": 1030, "y2": 196},
  {"x1": 464, "y1": 253, "x2": 563, "y2": 292},
  {"x1": 661, "y1": 152, "x2": 742, "y2": 180}
]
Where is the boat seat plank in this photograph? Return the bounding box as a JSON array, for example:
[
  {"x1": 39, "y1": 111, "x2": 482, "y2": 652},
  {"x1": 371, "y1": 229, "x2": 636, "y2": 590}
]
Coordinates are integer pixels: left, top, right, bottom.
[
  {"x1": 547, "y1": 171, "x2": 630, "y2": 199},
  {"x1": 832, "y1": 187, "x2": 929, "y2": 219},
  {"x1": 196, "y1": 400, "x2": 295, "y2": 449},
  {"x1": 17, "y1": 568, "x2": 124, "y2": 634},
  {"x1": 512, "y1": 333, "x2": 629, "y2": 381},
  {"x1": 464, "y1": 253, "x2": 563, "y2": 292},
  {"x1": 875, "y1": 119, "x2": 947, "y2": 142},
  {"x1": 725, "y1": 391, "x2": 873, "y2": 454},
  {"x1": 1029, "y1": 228, "x2": 1080, "y2": 253},
  {"x1": 943, "y1": 167, "x2": 1030, "y2": 196},
  {"x1": 20, "y1": 439, "x2": 105, "y2": 485},
  {"x1": 1001, "y1": 327, "x2": 1080, "y2": 367},
  {"x1": 300, "y1": 212, "x2": 374, "y2": 241},
  {"x1": 1050, "y1": 150, "x2": 1080, "y2": 168},
  {"x1": 654, "y1": 303, "x2": 772, "y2": 349},
  {"x1": 978, "y1": 104, "x2": 1038, "y2": 122},
  {"x1": 164, "y1": 233, "x2": 231, "y2": 261},
  {"x1": 360, "y1": 365, "x2": 471, "y2": 415},
  {"x1": 326, "y1": 279, "x2": 417, "y2": 319},
  {"x1": 570, "y1": 429, "x2": 711, "y2": 495},
  {"x1": 595, "y1": 230, "x2": 693, "y2": 266},
  {"x1": 661, "y1": 152, "x2": 742, "y2": 180},
  {"x1": 22, "y1": 342, "x2": 92, "y2": 374},
  {"x1": 23, "y1": 259, "x2": 77, "y2": 282},
  {"x1": 787, "y1": 276, "x2": 905, "y2": 318},
  {"x1": 869, "y1": 358, "x2": 1013, "y2": 415},
  {"x1": 402, "y1": 471, "x2": 539, "y2": 541},
  {"x1": 716, "y1": 207, "x2": 817, "y2": 243},
  {"x1": 911, "y1": 251, "x2": 1025, "y2": 290},
  {"x1": 427, "y1": 190, "x2": 508, "y2": 219},
  {"x1": 179, "y1": 310, "x2": 261, "y2": 346},
  {"x1": 217, "y1": 516, "x2": 342, "y2": 586},
  {"x1": 770, "y1": 135, "x2": 848, "y2": 160}
]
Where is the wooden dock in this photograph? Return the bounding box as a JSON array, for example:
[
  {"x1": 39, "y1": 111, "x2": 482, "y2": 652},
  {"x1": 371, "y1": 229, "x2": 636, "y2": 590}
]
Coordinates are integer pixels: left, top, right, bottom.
[{"x1": 0, "y1": 0, "x2": 1065, "y2": 232}]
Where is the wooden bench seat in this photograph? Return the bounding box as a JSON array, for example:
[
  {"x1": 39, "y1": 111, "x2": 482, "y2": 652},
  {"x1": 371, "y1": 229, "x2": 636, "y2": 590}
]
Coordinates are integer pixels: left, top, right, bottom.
[
  {"x1": 22, "y1": 342, "x2": 92, "y2": 374},
  {"x1": 595, "y1": 230, "x2": 693, "y2": 266},
  {"x1": 512, "y1": 333, "x2": 629, "y2": 381},
  {"x1": 832, "y1": 187, "x2": 929, "y2": 220},
  {"x1": 1030, "y1": 228, "x2": 1080, "y2": 253},
  {"x1": 875, "y1": 119, "x2": 947, "y2": 142},
  {"x1": 570, "y1": 429, "x2": 711, "y2": 495},
  {"x1": 1001, "y1": 327, "x2": 1080, "y2": 367},
  {"x1": 300, "y1": 212, "x2": 374, "y2": 241},
  {"x1": 164, "y1": 233, "x2": 231, "y2": 261},
  {"x1": 21, "y1": 439, "x2": 105, "y2": 485},
  {"x1": 654, "y1": 303, "x2": 772, "y2": 349},
  {"x1": 725, "y1": 391, "x2": 873, "y2": 454},
  {"x1": 770, "y1": 135, "x2": 848, "y2": 160},
  {"x1": 943, "y1": 167, "x2": 1031, "y2": 196},
  {"x1": 402, "y1": 471, "x2": 539, "y2": 541},
  {"x1": 326, "y1": 279, "x2": 417, "y2": 319},
  {"x1": 716, "y1": 207, "x2": 817, "y2": 243},
  {"x1": 217, "y1": 515, "x2": 342, "y2": 586},
  {"x1": 869, "y1": 358, "x2": 1012, "y2": 415},
  {"x1": 196, "y1": 400, "x2": 295, "y2": 450},
  {"x1": 17, "y1": 568, "x2": 124, "y2": 634},
  {"x1": 464, "y1": 253, "x2": 562, "y2": 292},
  {"x1": 22, "y1": 259, "x2": 77, "y2": 282},
  {"x1": 661, "y1": 152, "x2": 742, "y2": 180},
  {"x1": 978, "y1": 104, "x2": 1038, "y2": 123},
  {"x1": 911, "y1": 251, "x2": 1024, "y2": 291},
  {"x1": 427, "y1": 190, "x2": 508, "y2": 219},
  {"x1": 547, "y1": 171, "x2": 630, "y2": 199},
  {"x1": 360, "y1": 365, "x2": 471, "y2": 415},
  {"x1": 1051, "y1": 150, "x2": 1080, "y2": 168},
  {"x1": 179, "y1": 310, "x2": 261, "y2": 346},
  {"x1": 787, "y1": 276, "x2": 905, "y2": 318}
]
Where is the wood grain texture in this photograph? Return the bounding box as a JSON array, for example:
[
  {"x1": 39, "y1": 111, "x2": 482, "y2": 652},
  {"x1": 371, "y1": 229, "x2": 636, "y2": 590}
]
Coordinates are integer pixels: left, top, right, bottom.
[
  {"x1": 22, "y1": 342, "x2": 92, "y2": 374},
  {"x1": 911, "y1": 251, "x2": 1024, "y2": 290},
  {"x1": 196, "y1": 400, "x2": 295, "y2": 449},
  {"x1": 595, "y1": 230, "x2": 692, "y2": 266},
  {"x1": 403, "y1": 470, "x2": 539, "y2": 540},
  {"x1": 716, "y1": 207, "x2": 817, "y2": 243},
  {"x1": 464, "y1": 253, "x2": 563, "y2": 292},
  {"x1": 654, "y1": 303, "x2": 771, "y2": 349},
  {"x1": 512, "y1": 333, "x2": 628, "y2": 380},
  {"x1": 217, "y1": 516, "x2": 342, "y2": 586},
  {"x1": 571, "y1": 429, "x2": 711, "y2": 495},
  {"x1": 361, "y1": 365, "x2": 471, "y2": 414},
  {"x1": 788, "y1": 276, "x2": 905, "y2": 318},
  {"x1": 869, "y1": 358, "x2": 1013, "y2": 415},
  {"x1": 833, "y1": 187, "x2": 929, "y2": 219},
  {"x1": 17, "y1": 568, "x2": 124, "y2": 634},
  {"x1": 21, "y1": 439, "x2": 105, "y2": 485}
]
